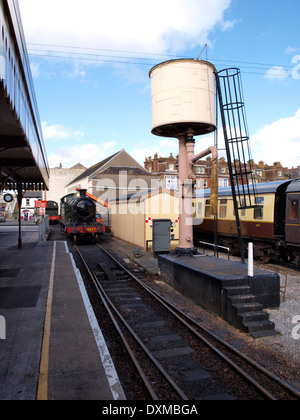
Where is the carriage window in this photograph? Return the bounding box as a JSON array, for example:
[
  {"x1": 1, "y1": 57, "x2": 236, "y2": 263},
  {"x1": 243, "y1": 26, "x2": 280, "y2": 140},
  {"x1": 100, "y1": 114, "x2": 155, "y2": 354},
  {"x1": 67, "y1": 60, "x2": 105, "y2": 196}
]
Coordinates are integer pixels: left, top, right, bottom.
[
  {"x1": 197, "y1": 202, "x2": 203, "y2": 218},
  {"x1": 290, "y1": 200, "x2": 299, "y2": 220},
  {"x1": 238, "y1": 199, "x2": 246, "y2": 217},
  {"x1": 219, "y1": 199, "x2": 227, "y2": 218},
  {"x1": 205, "y1": 200, "x2": 211, "y2": 218},
  {"x1": 254, "y1": 197, "x2": 264, "y2": 220}
]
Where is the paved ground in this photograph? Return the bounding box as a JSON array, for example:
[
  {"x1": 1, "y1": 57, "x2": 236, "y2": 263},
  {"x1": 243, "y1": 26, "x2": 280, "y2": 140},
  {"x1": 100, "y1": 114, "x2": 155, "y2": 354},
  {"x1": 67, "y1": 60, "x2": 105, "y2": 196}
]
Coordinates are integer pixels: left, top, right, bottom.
[{"x1": 0, "y1": 228, "x2": 125, "y2": 400}]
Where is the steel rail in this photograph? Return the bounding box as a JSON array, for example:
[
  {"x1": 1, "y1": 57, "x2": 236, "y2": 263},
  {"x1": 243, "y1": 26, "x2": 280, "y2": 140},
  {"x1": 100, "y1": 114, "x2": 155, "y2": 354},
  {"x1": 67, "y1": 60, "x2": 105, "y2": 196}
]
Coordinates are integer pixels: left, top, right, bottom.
[
  {"x1": 74, "y1": 245, "x2": 158, "y2": 400},
  {"x1": 75, "y1": 244, "x2": 188, "y2": 400},
  {"x1": 97, "y1": 244, "x2": 300, "y2": 401},
  {"x1": 93, "y1": 275, "x2": 189, "y2": 401}
]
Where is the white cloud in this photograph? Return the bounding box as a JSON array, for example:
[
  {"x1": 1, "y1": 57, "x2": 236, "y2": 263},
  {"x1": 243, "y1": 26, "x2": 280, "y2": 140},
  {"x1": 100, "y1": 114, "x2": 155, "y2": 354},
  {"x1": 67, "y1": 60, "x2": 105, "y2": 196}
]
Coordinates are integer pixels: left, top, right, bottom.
[
  {"x1": 285, "y1": 46, "x2": 300, "y2": 55},
  {"x1": 131, "y1": 138, "x2": 178, "y2": 165},
  {"x1": 48, "y1": 141, "x2": 117, "y2": 168},
  {"x1": 265, "y1": 66, "x2": 290, "y2": 81},
  {"x1": 30, "y1": 62, "x2": 40, "y2": 79},
  {"x1": 252, "y1": 109, "x2": 300, "y2": 167},
  {"x1": 19, "y1": 0, "x2": 233, "y2": 56},
  {"x1": 42, "y1": 121, "x2": 118, "y2": 168},
  {"x1": 42, "y1": 122, "x2": 84, "y2": 141}
]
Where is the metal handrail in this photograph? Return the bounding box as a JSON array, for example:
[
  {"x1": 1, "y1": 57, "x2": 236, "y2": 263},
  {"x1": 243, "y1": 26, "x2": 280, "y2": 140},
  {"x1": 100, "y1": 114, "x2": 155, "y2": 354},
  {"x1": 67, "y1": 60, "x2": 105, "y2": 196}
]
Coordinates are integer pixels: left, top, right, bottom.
[{"x1": 198, "y1": 241, "x2": 230, "y2": 260}]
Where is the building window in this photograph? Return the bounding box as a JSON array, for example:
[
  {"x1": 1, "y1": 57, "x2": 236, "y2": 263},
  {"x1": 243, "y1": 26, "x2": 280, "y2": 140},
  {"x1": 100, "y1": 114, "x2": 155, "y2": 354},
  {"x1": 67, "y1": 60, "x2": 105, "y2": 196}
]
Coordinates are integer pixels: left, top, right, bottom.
[
  {"x1": 165, "y1": 175, "x2": 178, "y2": 190},
  {"x1": 219, "y1": 178, "x2": 229, "y2": 188}
]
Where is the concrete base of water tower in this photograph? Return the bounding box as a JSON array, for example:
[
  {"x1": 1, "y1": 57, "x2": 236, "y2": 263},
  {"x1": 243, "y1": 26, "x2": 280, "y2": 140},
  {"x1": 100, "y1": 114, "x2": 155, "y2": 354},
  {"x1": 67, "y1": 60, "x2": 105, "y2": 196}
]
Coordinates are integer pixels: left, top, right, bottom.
[{"x1": 158, "y1": 254, "x2": 280, "y2": 337}]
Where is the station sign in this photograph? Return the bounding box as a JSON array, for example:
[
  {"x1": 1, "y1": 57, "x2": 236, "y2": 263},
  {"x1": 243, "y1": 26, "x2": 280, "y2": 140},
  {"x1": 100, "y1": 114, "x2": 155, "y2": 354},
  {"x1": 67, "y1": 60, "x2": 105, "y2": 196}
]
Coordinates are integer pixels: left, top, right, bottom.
[{"x1": 34, "y1": 201, "x2": 47, "y2": 209}]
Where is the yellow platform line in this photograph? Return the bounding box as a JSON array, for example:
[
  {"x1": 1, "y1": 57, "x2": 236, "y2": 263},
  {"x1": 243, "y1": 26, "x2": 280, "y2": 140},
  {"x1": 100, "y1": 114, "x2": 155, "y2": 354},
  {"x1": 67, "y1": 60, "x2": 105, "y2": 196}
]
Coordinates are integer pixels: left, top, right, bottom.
[{"x1": 36, "y1": 241, "x2": 56, "y2": 401}]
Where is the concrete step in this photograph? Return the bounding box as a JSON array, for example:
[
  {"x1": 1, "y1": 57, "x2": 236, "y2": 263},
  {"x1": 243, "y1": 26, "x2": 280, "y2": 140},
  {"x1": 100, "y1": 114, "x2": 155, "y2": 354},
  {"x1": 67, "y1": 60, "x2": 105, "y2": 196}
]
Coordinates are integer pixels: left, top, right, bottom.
[
  {"x1": 240, "y1": 311, "x2": 269, "y2": 323},
  {"x1": 234, "y1": 301, "x2": 264, "y2": 313},
  {"x1": 250, "y1": 329, "x2": 280, "y2": 339},
  {"x1": 229, "y1": 294, "x2": 257, "y2": 306},
  {"x1": 224, "y1": 286, "x2": 252, "y2": 296},
  {"x1": 245, "y1": 320, "x2": 276, "y2": 333}
]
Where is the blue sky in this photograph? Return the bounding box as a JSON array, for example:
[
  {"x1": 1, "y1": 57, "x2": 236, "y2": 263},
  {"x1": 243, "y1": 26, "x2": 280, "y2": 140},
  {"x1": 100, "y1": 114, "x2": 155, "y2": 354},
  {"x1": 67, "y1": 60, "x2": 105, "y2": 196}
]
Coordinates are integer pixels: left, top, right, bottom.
[{"x1": 18, "y1": 0, "x2": 300, "y2": 169}]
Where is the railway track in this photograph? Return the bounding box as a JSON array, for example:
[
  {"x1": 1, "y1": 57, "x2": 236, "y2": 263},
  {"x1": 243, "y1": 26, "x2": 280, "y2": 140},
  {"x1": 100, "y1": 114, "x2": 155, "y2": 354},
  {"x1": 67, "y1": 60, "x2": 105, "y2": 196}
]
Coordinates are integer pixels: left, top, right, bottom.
[{"x1": 73, "y1": 243, "x2": 300, "y2": 401}]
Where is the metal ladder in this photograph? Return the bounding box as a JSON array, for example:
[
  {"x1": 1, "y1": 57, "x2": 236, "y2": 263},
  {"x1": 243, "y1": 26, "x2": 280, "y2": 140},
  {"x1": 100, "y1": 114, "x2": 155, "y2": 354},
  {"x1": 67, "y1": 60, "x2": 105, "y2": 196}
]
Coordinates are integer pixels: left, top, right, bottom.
[{"x1": 215, "y1": 68, "x2": 259, "y2": 263}]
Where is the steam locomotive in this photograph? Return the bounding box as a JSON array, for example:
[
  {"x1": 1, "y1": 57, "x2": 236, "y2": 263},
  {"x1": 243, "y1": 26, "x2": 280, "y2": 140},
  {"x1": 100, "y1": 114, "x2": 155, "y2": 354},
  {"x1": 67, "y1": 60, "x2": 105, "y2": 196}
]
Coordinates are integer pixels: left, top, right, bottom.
[
  {"x1": 46, "y1": 201, "x2": 60, "y2": 224},
  {"x1": 193, "y1": 178, "x2": 300, "y2": 262},
  {"x1": 60, "y1": 189, "x2": 105, "y2": 243}
]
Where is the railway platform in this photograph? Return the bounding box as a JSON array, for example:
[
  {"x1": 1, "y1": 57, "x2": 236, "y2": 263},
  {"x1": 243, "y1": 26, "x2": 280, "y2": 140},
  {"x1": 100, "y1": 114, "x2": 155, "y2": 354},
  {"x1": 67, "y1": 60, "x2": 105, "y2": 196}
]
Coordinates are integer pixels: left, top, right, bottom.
[{"x1": 0, "y1": 230, "x2": 125, "y2": 400}]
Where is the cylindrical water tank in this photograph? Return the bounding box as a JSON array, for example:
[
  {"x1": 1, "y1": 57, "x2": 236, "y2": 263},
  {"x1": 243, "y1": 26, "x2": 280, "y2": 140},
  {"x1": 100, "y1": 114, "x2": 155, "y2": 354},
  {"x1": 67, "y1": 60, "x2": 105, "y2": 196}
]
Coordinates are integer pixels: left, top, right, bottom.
[{"x1": 149, "y1": 59, "x2": 217, "y2": 138}]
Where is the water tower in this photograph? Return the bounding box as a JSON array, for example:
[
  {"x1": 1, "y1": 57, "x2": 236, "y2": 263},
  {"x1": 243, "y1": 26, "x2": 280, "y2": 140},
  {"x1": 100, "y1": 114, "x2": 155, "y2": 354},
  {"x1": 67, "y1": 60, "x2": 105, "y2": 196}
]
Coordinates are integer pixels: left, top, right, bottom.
[{"x1": 149, "y1": 59, "x2": 218, "y2": 255}]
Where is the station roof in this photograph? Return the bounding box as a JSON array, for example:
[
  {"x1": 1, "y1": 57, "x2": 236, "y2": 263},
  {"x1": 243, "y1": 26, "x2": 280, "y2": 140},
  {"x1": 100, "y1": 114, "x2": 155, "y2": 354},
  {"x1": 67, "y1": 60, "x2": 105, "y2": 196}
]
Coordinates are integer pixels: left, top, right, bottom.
[{"x1": 0, "y1": 0, "x2": 49, "y2": 192}]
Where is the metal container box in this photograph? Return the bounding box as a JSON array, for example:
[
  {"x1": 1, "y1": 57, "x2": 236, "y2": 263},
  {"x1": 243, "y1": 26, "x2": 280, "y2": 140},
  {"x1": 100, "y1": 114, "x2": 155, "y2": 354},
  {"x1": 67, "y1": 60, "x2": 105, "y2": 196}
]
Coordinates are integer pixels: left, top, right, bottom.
[{"x1": 152, "y1": 219, "x2": 172, "y2": 254}]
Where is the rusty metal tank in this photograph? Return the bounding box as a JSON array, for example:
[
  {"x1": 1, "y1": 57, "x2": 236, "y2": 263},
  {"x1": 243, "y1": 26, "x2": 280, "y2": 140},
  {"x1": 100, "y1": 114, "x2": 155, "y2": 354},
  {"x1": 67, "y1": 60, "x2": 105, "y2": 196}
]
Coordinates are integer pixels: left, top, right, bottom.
[{"x1": 149, "y1": 59, "x2": 217, "y2": 138}]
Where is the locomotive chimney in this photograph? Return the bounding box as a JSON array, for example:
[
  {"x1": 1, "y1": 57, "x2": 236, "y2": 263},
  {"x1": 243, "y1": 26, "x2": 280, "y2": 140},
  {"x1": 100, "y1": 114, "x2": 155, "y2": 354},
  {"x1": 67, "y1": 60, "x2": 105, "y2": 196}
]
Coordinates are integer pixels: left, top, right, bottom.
[{"x1": 79, "y1": 189, "x2": 87, "y2": 197}]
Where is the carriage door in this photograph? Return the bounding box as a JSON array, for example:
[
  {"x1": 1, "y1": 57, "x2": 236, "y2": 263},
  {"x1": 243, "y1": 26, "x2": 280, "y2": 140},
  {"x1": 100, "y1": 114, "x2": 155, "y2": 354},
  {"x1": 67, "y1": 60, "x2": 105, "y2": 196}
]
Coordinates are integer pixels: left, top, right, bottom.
[{"x1": 286, "y1": 195, "x2": 300, "y2": 245}]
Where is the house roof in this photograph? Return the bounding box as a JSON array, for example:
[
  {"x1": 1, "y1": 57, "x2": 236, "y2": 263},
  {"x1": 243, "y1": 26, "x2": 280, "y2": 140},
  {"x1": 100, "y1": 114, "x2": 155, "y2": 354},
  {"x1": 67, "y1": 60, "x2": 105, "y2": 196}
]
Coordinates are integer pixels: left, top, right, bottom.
[
  {"x1": 99, "y1": 166, "x2": 151, "y2": 176},
  {"x1": 113, "y1": 188, "x2": 178, "y2": 203},
  {"x1": 66, "y1": 150, "x2": 122, "y2": 186},
  {"x1": 70, "y1": 163, "x2": 87, "y2": 170}
]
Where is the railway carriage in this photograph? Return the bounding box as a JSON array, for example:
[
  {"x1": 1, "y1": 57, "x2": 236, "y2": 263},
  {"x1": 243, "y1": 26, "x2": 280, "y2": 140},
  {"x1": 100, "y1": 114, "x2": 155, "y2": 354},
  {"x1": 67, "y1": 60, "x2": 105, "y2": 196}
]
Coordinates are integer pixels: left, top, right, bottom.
[
  {"x1": 194, "y1": 179, "x2": 300, "y2": 262},
  {"x1": 285, "y1": 178, "x2": 300, "y2": 249}
]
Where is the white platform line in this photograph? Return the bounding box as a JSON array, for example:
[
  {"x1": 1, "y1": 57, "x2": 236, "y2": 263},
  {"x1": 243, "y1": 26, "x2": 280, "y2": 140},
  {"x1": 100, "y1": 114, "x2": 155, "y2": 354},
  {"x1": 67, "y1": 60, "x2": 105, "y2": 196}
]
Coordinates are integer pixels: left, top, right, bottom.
[{"x1": 65, "y1": 242, "x2": 126, "y2": 401}]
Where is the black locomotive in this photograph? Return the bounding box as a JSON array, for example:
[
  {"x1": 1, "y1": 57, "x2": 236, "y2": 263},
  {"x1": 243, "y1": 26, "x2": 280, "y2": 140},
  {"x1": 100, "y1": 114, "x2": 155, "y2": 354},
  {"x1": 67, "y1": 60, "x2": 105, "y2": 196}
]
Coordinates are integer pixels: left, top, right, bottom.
[{"x1": 60, "y1": 189, "x2": 105, "y2": 243}]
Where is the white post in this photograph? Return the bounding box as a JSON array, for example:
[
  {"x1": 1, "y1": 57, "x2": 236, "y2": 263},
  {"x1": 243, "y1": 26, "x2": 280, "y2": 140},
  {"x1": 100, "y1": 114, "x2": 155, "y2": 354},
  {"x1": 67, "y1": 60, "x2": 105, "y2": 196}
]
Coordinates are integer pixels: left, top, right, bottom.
[{"x1": 248, "y1": 242, "x2": 254, "y2": 277}]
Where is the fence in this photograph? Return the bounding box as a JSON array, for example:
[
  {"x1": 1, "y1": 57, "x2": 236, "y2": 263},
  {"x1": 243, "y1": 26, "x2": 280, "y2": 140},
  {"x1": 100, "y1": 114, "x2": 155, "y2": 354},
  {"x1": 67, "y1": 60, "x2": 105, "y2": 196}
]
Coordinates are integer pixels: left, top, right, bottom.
[{"x1": 38, "y1": 216, "x2": 50, "y2": 241}]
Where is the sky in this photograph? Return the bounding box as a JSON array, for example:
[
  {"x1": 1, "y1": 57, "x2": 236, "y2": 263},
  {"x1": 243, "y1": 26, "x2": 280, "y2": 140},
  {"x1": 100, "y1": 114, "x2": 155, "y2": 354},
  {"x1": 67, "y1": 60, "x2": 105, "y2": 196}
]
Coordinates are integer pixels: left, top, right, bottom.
[{"x1": 18, "y1": 0, "x2": 300, "y2": 169}]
